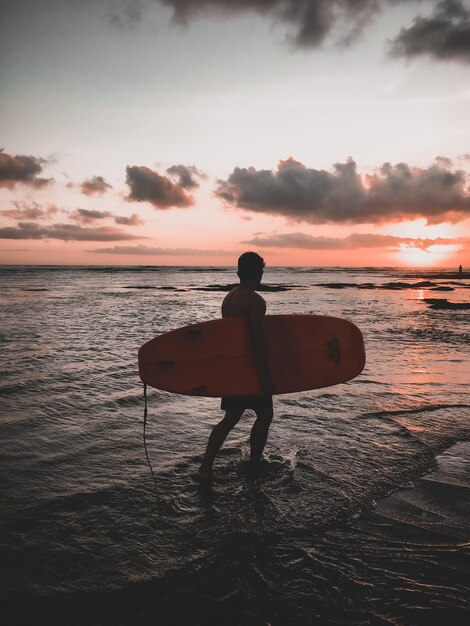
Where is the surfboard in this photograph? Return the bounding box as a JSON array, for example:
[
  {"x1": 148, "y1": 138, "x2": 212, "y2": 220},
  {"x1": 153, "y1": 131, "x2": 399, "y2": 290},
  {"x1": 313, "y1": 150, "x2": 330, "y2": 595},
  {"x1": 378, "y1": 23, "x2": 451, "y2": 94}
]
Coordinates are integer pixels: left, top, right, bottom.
[{"x1": 138, "y1": 314, "x2": 365, "y2": 397}]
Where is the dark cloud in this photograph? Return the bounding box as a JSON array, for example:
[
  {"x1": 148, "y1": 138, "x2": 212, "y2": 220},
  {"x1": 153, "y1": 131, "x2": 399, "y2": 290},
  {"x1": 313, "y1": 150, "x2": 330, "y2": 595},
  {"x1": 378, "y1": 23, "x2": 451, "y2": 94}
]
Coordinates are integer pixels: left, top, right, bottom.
[
  {"x1": 244, "y1": 231, "x2": 466, "y2": 251},
  {"x1": 109, "y1": 1, "x2": 466, "y2": 63},
  {"x1": 69, "y1": 208, "x2": 144, "y2": 226},
  {"x1": 91, "y1": 244, "x2": 229, "y2": 255},
  {"x1": 0, "y1": 222, "x2": 142, "y2": 241},
  {"x1": 389, "y1": 0, "x2": 470, "y2": 63},
  {"x1": 160, "y1": 0, "x2": 384, "y2": 48},
  {"x1": 435, "y1": 155, "x2": 454, "y2": 167},
  {"x1": 70, "y1": 208, "x2": 113, "y2": 224},
  {"x1": 107, "y1": 0, "x2": 145, "y2": 29},
  {"x1": 216, "y1": 157, "x2": 470, "y2": 225},
  {"x1": 0, "y1": 149, "x2": 52, "y2": 189},
  {"x1": 69, "y1": 208, "x2": 144, "y2": 225},
  {"x1": 114, "y1": 213, "x2": 144, "y2": 225},
  {"x1": 80, "y1": 176, "x2": 113, "y2": 196},
  {"x1": 0, "y1": 202, "x2": 59, "y2": 220},
  {"x1": 125, "y1": 165, "x2": 197, "y2": 208},
  {"x1": 165, "y1": 164, "x2": 205, "y2": 190}
]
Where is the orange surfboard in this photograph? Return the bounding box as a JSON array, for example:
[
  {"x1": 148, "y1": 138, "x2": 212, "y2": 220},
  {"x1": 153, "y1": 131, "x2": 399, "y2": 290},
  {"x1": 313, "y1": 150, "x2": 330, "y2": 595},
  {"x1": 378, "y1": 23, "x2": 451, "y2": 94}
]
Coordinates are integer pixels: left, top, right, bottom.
[{"x1": 138, "y1": 315, "x2": 365, "y2": 397}]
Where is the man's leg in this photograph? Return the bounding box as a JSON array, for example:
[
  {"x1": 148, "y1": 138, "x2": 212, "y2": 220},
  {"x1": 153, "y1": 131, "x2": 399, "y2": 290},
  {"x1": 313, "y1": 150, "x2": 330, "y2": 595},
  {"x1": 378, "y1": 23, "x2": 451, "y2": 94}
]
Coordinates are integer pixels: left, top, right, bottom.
[
  {"x1": 250, "y1": 405, "x2": 273, "y2": 464},
  {"x1": 197, "y1": 409, "x2": 244, "y2": 479}
]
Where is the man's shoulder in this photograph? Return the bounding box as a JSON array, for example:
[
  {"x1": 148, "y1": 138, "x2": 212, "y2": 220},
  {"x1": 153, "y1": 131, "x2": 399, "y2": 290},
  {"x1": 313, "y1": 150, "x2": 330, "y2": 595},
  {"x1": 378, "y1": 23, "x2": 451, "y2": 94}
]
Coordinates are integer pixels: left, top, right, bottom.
[
  {"x1": 241, "y1": 288, "x2": 265, "y2": 304},
  {"x1": 249, "y1": 290, "x2": 267, "y2": 312},
  {"x1": 253, "y1": 290, "x2": 266, "y2": 303}
]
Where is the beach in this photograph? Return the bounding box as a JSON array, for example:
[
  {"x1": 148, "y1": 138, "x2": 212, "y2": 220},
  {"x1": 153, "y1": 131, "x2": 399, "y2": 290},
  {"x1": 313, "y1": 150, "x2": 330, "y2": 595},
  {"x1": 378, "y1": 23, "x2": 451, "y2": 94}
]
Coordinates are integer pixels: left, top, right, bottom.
[{"x1": 0, "y1": 265, "x2": 469, "y2": 625}]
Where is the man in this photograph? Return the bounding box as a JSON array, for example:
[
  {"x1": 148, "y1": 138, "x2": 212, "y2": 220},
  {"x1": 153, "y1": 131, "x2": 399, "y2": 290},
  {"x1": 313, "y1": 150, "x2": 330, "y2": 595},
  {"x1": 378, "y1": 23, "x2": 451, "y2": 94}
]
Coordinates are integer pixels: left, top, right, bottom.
[{"x1": 195, "y1": 252, "x2": 273, "y2": 481}]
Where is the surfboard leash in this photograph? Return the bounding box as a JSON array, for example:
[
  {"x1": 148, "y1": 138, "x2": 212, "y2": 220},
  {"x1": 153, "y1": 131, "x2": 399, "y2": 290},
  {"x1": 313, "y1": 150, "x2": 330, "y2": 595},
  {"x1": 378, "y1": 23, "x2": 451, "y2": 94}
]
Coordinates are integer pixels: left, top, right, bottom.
[{"x1": 143, "y1": 382, "x2": 159, "y2": 499}]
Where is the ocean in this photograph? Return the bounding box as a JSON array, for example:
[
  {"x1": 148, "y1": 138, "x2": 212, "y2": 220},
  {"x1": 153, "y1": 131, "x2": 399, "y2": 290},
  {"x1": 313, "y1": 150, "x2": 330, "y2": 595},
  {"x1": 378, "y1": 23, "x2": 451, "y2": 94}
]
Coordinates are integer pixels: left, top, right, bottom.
[{"x1": 0, "y1": 265, "x2": 469, "y2": 625}]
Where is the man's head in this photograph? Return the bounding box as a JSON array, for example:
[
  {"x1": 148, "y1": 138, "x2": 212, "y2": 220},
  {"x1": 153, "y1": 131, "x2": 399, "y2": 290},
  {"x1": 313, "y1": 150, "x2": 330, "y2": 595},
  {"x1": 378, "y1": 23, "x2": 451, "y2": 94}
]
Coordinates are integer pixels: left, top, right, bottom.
[{"x1": 237, "y1": 252, "x2": 265, "y2": 283}]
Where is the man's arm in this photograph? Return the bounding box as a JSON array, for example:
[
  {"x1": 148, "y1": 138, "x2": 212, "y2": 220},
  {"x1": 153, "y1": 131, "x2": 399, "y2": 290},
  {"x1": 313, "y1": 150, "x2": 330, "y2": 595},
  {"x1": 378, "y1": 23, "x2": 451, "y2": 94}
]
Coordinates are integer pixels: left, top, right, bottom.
[{"x1": 248, "y1": 297, "x2": 272, "y2": 396}]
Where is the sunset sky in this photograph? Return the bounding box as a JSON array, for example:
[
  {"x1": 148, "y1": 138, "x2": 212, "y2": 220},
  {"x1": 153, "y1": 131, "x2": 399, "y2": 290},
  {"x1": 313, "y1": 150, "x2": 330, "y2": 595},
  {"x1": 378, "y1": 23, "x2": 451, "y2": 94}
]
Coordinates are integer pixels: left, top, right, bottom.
[{"x1": 1, "y1": 0, "x2": 469, "y2": 267}]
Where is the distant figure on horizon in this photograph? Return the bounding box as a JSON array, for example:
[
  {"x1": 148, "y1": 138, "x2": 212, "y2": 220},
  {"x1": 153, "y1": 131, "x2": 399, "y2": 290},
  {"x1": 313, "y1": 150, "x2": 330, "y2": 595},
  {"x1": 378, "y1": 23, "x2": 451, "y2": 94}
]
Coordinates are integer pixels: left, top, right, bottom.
[
  {"x1": 195, "y1": 252, "x2": 273, "y2": 481},
  {"x1": 459, "y1": 264, "x2": 463, "y2": 274}
]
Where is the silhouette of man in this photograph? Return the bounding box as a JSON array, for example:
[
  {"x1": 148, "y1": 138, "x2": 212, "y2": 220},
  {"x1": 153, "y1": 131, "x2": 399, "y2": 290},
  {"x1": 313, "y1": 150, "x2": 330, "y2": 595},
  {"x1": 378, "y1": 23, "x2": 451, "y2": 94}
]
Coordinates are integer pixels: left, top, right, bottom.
[{"x1": 196, "y1": 252, "x2": 273, "y2": 480}]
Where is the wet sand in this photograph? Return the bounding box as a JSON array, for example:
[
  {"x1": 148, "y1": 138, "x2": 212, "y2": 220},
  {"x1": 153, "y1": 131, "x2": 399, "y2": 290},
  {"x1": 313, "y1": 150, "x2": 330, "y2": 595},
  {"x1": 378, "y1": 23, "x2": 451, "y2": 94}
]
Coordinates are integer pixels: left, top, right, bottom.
[
  {"x1": 359, "y1": 440, "x2": 469, "y2": 541},
  {"x1": 342, "y1": 441, "x2": 470, "y2": 624}
]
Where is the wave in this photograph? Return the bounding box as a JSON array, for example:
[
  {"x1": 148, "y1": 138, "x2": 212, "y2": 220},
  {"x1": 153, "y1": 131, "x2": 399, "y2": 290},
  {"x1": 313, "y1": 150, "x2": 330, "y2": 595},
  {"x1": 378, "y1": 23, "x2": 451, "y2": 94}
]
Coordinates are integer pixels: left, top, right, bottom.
[{"x1": 363, "y1": 403, "x2": 470, "y2": 419}]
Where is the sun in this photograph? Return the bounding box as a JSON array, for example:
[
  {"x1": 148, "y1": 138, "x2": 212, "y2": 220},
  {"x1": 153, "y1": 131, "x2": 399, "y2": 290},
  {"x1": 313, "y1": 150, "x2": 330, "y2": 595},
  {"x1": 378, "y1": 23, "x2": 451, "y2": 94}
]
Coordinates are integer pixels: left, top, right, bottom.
[
  {"x1": 396, "y1": 244, "x2": 461, "y2": 267},
  {"x1": 383, "y1": 219, "x2": 463, "y2": 267},
  {"x1": 386, "y1": 218, "x2": 457, "y2": 239}
]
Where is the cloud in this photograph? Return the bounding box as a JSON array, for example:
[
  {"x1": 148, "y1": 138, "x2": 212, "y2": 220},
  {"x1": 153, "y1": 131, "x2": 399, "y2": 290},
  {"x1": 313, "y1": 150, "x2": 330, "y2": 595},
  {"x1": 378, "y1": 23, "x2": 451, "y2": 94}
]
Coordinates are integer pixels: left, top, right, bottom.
[
  {"x1": 69, "y1": 208, "x2": 144, "y2": 225},
  {"x1": 70, "y1": 208, "x2": 113, "y2": 223},
  {"x1": 114, "y1": 213, "x2": 144, "y2": 225},
  {"x1": 389, "y1": 0, "x2": 470, "y2": 64},
  {"x1": 160, "y1": 0, "x2": 388, "y2": 48},
  {"x1": 0, "y1": 222, "x2": 143, "y2": 241},
  {"x1": 91, "y1": 244, "x2": 229, "y2": 255},
  {"x1": 111, "y1": 1, "x2": 466, "y2": 62},
  {"x1": 0, "y1": 149, "x2": 52, "y2": 189},
  {"x1": 125, "y1": 164, "x2": 201, "y2": 208},
  {"x1": 244, "y1": 231, "x2": 467, "y2": 251},
  {"x1": 215, "y1": 157, "x2": 470, "y2": 225},
  {"x1": 80, "y1": 176, "x2": 113, "y2": 196},
  {"x1": 165, "y1": 164, "x2": 206, "y2": 190},
  {"x1": 107, "y1": 0, "x2": 145, "y2": 29},
  {"x1": 0, "y1": 202, "x2": 59, "y2": 220}
]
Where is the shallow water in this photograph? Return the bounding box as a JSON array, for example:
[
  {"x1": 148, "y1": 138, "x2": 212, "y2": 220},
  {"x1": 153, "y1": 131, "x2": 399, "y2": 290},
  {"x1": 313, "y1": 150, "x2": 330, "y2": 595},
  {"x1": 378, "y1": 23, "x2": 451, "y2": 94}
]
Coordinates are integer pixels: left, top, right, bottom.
[{"x1": 0, "y1": 266, "x2": 469, "y2": 624}]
